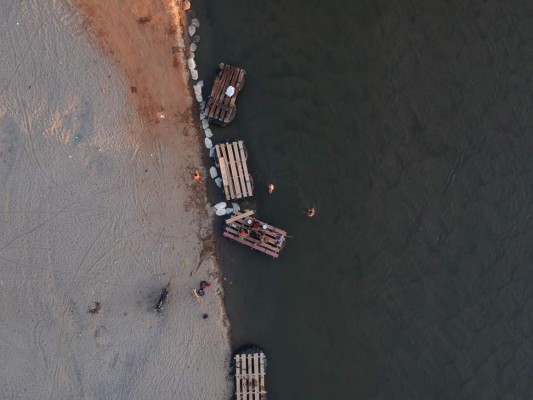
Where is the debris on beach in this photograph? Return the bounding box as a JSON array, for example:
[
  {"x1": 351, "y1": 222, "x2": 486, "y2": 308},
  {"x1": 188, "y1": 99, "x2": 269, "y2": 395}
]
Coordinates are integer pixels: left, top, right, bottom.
[
  {"x1": 154, "y1": 282, "x2": 170, "y2": 313},
  {"x1": 204, "y1": 128, "x2": 213, "y2": 138},
  {"x1": 193, "y1": 281, "x2": 211, "y2": 301},
  {"x1": 89, "y1": 302, "x2": 101, "y2": 314},
  {"x1": 210, "y1": 166, "x2": 218, "y2": 179},
  {"x1": 204, "y1": 137, "x2": 213, "y2": 149},
  {"x1": 188, "y1": 25, "x2": 196, "y2": 36}
]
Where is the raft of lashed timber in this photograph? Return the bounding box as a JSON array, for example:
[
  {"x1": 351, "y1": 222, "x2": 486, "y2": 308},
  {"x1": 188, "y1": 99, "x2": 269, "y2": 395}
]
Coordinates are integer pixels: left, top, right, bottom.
[
  {"x1": 235, "y1": 352, "x2": 267, "y2": 400},
  {"x1": 215, "y1": 141, "x2": 253, "y2": 201},
  {"x1": 205, "y1": 63, "x2": 246, "y2": 126},
  {"x1": 224, "y1": 211, "x2": 287, "y2": 258}
]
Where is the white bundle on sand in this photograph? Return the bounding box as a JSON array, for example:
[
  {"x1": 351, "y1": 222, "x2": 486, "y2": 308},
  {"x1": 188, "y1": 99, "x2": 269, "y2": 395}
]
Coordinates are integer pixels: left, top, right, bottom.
[
  {"x1": 215, "y1": 208, "x2": 227, "y2": 216},
  {"x1": 193, "y1": 85, "x2": 202, "y2": 96},
  {"x1": 231, "y1": 203, "x2": 240, "y2": 211},
  {"x1": 190, "y1": 43, "x2": 197, "y2": 52},
  {"x1": 209, "y1": 148, "x2": 215, "y2": 158},
  {"x1": 191, "y1": 18, "x2": 200, "y2": 28},
  {"x1": 204, "y1": 137, "x2": 212, "y2": 149},
  {"x1": 190, "y1": 70, "x2": 198, "y2": 80},
  {"x1": 187, "y1": 58, "x2": 196, "y2": 70},
  {"x1": 196, "y1": 93, "x2": 203, "y2": 103},
  {"x1": 214, "y1": 202, "x2": 227, "y2": 210},
  {"x1": 204, "y1": 128, "x2": 212, "y2": 138},
  {"x1": 209, "y1": 167, "x2": 218, "y2": 179},
  {"x1": 215, "y1": 177, "x2": 222, "y2": 187},
  {"x1": 188, "y1": 25, "x2": 196, "y2": 36},
  {"x1": 226, "y1": 208, "x2": 234, "y2": 215},
  {"x1": 202, "y1": 119, "x2": 209, "y2": 129}
]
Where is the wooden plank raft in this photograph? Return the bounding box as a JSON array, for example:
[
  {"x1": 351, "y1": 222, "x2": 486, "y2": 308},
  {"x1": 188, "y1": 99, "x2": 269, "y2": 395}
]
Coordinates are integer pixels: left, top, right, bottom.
[
  {"x1": 205, "y1": 63, "x2": 246, "y2": 126},
  {"x1": 215, "y1": 141, "x2": 254, "y2": 201},
  {"x1": 224, "y1": 211, "x2": 287, "y2": 258},
  {"x1": 235, "y1": 352, "x2": 267, "y2": 400}
]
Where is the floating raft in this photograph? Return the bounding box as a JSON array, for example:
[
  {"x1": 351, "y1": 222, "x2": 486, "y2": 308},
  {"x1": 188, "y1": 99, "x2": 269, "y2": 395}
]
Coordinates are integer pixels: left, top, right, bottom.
[
  {"x1": 215, "y1": 141, "x2": 253, "y2": 201},
  {"x1": 224, "y1": 211, "x2": 286, "y2": 258},
  {"x1": 205, "y1": 63, "x2": 246, "y2": 126},
  {"x1": 235, "y1": 351, "x2": 267, "y2": 400}
]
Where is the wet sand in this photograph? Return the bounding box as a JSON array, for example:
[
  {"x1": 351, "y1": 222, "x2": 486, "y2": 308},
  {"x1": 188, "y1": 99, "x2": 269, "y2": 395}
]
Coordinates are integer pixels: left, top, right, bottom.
[{"x1": 0, "y1": 0, "x2": 231, "y2": 399}]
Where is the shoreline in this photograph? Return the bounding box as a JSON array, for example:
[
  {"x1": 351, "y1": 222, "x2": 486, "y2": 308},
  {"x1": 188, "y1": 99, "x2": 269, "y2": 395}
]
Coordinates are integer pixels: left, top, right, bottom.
[{"x1": 0, "y1": 0, "x2": 232, "y2": 398}]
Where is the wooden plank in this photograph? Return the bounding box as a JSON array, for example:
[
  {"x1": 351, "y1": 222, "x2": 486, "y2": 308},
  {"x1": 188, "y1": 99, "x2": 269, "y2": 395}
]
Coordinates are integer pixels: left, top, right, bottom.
[
  {"x1": 225, "y1": 143, "x2": 242, "y2": 199},
  {"x1": 239, "y1": 141, "x2": 253, "y2": 196},
  {"x1": 248, "y1": 354, "x2": 254, "y2": 400},
  {"x1": 220, "y1": 144, "x2": 236, "y2": 200},
  {"x1": 213, "y1": 66, "x2": 236, "y2": 120},
  {"x1": 226, "y1": 210, "x2": 254, "y2": 225},
  {"x1": 218, "y1": 157, "x2": 231, "y2": 200},
  {"x1": 214, "y1": 145, "x2": 231, "y2": 200},
  {"x1": 207, "y1": 64, "x2": 227, "y2": 117},
  {"x1": 253, "y1": 353, "x2": 260, "y2": 400},
  {"x1": 259, "y1": 353, "x2": 266, "y2": 396},
  {"x1": 236, "y1": 355, "x2": 242, "y2": 400},
  {"x1": 222, "y1": 68, "x2": 241, "y2": 123},
  {"x1": 232, "y1": 141, "x2": 248, "y2": 197},
  {"x1": 242, "y1": 354, "x2": 249, "y2": 400}
]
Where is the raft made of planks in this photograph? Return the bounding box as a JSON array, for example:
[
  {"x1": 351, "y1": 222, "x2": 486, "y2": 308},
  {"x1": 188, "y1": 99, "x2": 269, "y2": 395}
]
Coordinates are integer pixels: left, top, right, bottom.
[
  {"x1": 215, "y1": 141, "x2": 253, "y2": 201},
  {"x1": 224, "y1": 211, "x2": 287, "y2": 258},
  {"x1": 205, "y1": 63, "x2": 246, "y2": 126},
  {"x1": 235, "y1": 352, "x2": 267, "y2": 400}
]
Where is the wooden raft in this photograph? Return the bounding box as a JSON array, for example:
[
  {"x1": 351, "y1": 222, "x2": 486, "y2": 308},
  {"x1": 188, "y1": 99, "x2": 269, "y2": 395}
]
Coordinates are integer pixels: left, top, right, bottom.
[
  {"x1": 215, "y1": 141, "x2": 253, "y2": 201},
  {"x1": 205, "y1": 63, "x2": 246, "y2": 126},
  {"x1": 235, "y1": 352, "x2": 267, "y2": 400},
  {"x1": 224, "y1": 211, "x2": 287, "y2": 258}
]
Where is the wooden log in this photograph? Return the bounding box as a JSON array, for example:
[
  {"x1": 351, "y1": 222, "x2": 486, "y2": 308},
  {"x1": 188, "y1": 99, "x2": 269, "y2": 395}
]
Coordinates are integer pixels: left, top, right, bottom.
[{"x1": 226, "y1": 210, "x2": 254, "y2": 224}]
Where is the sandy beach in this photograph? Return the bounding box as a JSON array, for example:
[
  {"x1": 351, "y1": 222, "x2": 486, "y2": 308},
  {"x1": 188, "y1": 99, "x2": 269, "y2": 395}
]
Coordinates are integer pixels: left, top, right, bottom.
[{"x1": 0, "y1": 1, "x2": 232, "y2": 399}]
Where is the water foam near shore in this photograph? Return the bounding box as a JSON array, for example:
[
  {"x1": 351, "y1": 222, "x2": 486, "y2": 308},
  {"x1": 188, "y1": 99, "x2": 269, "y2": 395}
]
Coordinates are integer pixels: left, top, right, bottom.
[{"x1": 0, "y1": 1, "x2": 232, "y2": 398}]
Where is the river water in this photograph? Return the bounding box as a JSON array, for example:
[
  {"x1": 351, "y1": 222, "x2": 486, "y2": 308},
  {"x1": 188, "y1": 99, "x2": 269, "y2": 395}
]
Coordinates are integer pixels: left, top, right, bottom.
[{"x1": 194, "y1": 1, "x2": 533, "y2": 398}]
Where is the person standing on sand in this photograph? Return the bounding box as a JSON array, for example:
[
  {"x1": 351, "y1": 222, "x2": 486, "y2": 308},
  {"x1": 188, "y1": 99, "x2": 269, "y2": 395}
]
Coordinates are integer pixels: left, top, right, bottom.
[
  {"x1": 268, "y1": 184, "x2": 275, "y2": 194},
  {"x1": 306, "y1": 207, "x2": 316, "y2": 217}
]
